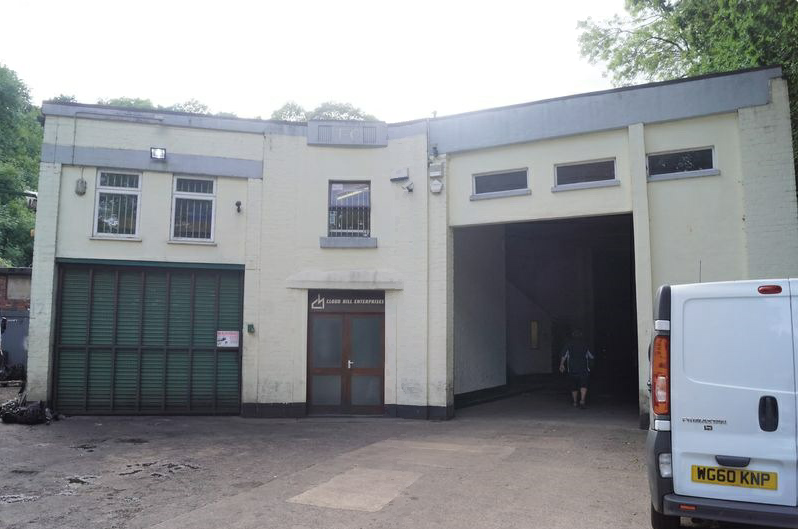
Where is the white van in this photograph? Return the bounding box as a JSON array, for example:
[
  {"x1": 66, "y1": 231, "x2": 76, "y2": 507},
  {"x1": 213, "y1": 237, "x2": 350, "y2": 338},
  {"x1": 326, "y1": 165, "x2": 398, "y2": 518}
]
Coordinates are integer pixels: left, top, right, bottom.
[{"x1": 647, "y1": 280, "x2": 798, "y2": 529}]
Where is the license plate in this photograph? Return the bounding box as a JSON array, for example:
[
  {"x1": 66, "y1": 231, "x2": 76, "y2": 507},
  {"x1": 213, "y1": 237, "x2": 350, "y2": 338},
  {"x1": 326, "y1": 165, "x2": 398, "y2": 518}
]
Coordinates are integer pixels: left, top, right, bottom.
[{"x1": 691, "y1": 465, "x2": 778, "y2": 490}]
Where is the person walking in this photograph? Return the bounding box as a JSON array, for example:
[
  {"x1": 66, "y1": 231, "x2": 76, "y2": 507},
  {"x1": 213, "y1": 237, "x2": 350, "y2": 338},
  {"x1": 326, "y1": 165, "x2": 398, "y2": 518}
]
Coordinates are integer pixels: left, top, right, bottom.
[{"x1": 559, "y1": 328, "x2": 594, "y2": 409}]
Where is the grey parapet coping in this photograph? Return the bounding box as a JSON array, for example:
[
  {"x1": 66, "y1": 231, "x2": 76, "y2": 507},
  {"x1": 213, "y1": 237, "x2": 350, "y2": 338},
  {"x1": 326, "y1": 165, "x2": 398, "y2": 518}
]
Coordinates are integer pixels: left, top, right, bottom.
[
  {"x1": 469, "y1": 188, "x2": 531, "y2": 201},
  {"x1": 41, "y1": 103, "x2": 428, "y2": 141},
  {"x1": 647, "y1": 168, "x2": 721, "y2": 182},
  {"x1": 551, "y1": 179, "x2": 621, "y2": 193},
  {"x1": 319, "y1": 237, "x2": 379, "y2": 248},
  {"x1": 41, "y1": 144, "x2": 263, "y2": 179},
  {"x1": 430, "y1": 66, "x2": 783, "y2": 154}
]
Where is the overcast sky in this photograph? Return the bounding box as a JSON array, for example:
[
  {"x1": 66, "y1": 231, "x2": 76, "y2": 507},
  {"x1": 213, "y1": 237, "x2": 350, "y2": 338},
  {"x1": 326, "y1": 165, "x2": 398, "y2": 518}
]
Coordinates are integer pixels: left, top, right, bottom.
[{"x1": 1, "y1": 0, "x2": 625, "y2": 122}]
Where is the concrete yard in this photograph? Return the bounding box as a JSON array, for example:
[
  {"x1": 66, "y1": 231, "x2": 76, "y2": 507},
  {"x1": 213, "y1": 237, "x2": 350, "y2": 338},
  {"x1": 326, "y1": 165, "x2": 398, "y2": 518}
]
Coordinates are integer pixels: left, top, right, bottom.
[{"x1": 0, "y1": 392, "x2": 649, "y2": 529}]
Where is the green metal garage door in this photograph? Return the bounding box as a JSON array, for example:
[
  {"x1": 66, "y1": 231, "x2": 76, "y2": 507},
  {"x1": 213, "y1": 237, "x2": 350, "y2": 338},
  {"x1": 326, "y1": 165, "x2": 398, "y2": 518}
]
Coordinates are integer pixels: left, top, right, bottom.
[{"x1": 54, "y1": 264, "x2": 243, "y2": 415}]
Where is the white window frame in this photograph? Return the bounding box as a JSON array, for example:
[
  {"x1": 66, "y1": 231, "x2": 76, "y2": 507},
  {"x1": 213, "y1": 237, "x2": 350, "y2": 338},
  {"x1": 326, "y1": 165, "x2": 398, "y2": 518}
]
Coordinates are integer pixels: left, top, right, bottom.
[
  {"x1": 170, "y1": 175, "x2": 216, "y2": 243},
  {"x1": 552, "y1": 157, "x2": 619, "y2": 192},
  {"x1": 646, "y1": 146, "x2": 719, "y2": 182},
  {"x1": 470, "y1": 167, "x2": 531, "y2": 201},
  {"x1": 92, "y1": 170, "x2": 142, "y2": 239}
]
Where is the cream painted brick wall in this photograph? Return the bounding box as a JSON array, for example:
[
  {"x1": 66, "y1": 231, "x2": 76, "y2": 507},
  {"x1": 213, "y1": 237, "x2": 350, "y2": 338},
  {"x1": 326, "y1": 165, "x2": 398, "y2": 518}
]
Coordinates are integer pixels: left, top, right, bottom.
[{"x1": 739, "y1": 79, "x2": 798, "y2": 278}]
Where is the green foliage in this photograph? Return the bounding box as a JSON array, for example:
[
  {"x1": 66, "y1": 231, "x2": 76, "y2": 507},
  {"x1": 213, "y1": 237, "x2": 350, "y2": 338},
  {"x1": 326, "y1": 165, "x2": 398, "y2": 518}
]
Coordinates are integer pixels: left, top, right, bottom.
[
  {"x1": 578, "y1": 0, "x2": 798, "y2": 174},
  {"x1": 48, "y1": 94, "x2": 77, "y2": 104},
  {"x1": 0, "y1": 64, "x2": 40, "y2": 267},
  {"x1": 97, "y1": 96, "x2": 157, "y2": 109},
  {"x1": 270, "y1": 101, "x2": 377, "y2": 122},
  {"x1": 165, "y1": 98, "x2": 209, "y2": 114},
  {"x1": 271, "y1": 101, "x2": 307, "y2": 121},
  {"x1": 309, "y1": 101, "x2": 377, "y2": 121}
]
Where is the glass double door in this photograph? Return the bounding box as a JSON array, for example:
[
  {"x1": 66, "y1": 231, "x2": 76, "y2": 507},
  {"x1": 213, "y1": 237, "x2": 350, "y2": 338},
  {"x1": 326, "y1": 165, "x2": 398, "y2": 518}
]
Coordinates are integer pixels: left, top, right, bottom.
[{"x1": 308, "y1": 313, "x2": 384, "y2": 414}]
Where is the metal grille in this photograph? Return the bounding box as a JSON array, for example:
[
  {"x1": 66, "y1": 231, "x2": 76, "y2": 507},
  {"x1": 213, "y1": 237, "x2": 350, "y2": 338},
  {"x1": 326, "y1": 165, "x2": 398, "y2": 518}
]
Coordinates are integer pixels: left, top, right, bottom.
[
  {"x1": 176, "y1": 178, "x2": 214, "y2": 194},
  {"x1": 96, "y1": 193, "x2": 138, "y2": 235},
  {"x1": 328, "y1": 182, "x2": 370, "y2": 237},
  {"x1": 100, "y1": 172, "x2": 139, "y2": 188},
  {"x1": 173, "y1": 198, "x2": 213, "y2": 239}
]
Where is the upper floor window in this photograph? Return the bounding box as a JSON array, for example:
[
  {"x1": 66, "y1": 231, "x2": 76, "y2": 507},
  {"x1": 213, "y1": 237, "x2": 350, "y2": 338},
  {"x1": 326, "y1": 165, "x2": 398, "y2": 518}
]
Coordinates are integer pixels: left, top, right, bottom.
[
  {"x1": 328, "y1": 181, "x2": 370, "y2": 237},
  {"x1": 94, "y1": 171, "x2": 141, "y2": 237},
  {"x1": 171, "y1": 176, "x2": 215, "y2": 241},
  {"x1": 471, "y1": 168, "x2": 530, "y2": 200},
  {"x1": 555, "y1": 159, "x2": 616, "y2": 189},
  {"x1": 647, "y1": 147, "x2": 715, "y2": 179}
]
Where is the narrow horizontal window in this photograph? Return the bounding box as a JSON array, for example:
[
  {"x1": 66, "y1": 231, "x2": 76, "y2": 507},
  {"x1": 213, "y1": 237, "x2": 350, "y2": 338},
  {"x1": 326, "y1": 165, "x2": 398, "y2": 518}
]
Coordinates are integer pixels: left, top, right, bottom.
[
  {"x1": 99, "y1": 172, "x2": 139, "y2": 189},
  {"x1": 328, "y1": 181, "x2": 370, "y2": 237},
  {"x1": 94, "y1": 171, "x2": 141, "y2": 237},
  {"x1": 473, "y1": 169, "x2": 528, "y2": 195},
  {"x1": 648, "y1": 148, "x2": 714, "y2": 177},
  {"x1": 176, "y1": 177, "x2": 214, "y2": 194},
  {"x1": 556, "y1": 160, "x2": 615, "y2": 186},
  {"x1": 172, "y1": 176, "x2": 215, "y2": 241}
]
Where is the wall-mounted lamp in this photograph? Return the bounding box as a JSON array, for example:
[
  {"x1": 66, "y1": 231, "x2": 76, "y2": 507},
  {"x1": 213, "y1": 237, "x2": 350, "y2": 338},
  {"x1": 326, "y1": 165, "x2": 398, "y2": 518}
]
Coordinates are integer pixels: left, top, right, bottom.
[
  {"x1": 235, "y1": 200, "x2": 242, "y2": 213},
  {"x1": 150, "y1": 147, "x2": 166, "y2": 160}
]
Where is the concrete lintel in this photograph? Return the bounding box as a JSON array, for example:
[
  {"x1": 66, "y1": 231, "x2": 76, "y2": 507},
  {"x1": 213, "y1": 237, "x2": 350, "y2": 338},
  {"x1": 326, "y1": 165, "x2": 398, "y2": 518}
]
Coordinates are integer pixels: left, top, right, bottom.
[
  {"x1": 41, "y1": 144, "x2": 263, "y2": 179},
  {"x1": 319, "y1": 237, "x2": 378, "y2": 248},
  {"x1": 286, "y1": 269, "x2": 404, "y2": 290}
]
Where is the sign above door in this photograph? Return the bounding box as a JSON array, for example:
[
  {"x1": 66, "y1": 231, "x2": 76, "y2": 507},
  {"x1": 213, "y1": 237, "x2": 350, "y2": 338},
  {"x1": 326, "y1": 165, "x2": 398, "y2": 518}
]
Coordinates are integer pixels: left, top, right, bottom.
[{"x1": 308, "y1": 290, "x2": 385, "y2": 313}]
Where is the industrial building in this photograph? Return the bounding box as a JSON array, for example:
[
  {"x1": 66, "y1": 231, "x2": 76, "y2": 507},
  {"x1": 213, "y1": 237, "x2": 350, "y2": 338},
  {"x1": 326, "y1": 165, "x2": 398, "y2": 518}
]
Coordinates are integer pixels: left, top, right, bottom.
[{"x1": 27, "y1": 66, "x2": 798, "y2": 420}]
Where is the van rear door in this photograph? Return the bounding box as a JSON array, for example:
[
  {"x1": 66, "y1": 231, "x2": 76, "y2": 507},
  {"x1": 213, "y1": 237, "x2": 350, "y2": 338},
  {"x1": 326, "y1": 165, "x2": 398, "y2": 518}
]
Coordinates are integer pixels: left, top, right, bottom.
[{"x1": 670, "y1": 279, "x2": 796, "y2": 507}]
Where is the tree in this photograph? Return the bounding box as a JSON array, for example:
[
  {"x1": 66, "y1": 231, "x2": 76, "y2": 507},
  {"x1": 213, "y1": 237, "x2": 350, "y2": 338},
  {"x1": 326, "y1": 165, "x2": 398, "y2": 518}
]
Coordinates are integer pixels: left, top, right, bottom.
[
  {"x1": 271, "y1": 101, "x2": 307, "y2": 121},
  {"x1": 309, "y1": 101, "x2": 376, "y2": 121},
  {"x1": 578, "y1": 0, "x2": 798, "y2": 174},
  {"x1": 0, "y1": 64, "x2": 40, "y2": 267},
  {"x1": 270, "y1": 101, "x2": 377, "y2": 122},
  {"x1": 165, "y1": 98, "x2": 209, "y2": 114},
  {"x1": 48, "y1": 94, "x2": 77, "y2": 104},
  {"x1": 96, "y1": 96, "x2": 157, "y2": 109}
]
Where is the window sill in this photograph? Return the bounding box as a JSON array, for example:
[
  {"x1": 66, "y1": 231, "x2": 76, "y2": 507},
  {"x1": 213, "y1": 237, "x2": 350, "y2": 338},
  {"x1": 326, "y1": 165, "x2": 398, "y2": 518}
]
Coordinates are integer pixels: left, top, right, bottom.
[
  {"x1": 89, "y1": 236, "x2": 142, "y2": 242},
  {"x1": 469, "y1": 188, "x2": 531, "y2": 201},
  {"x1": 551, "y1": 179, "x2": 620, "y2": 193},
  {"x1": 168, "y1": 240, "x2": 217, "y2": 246},
  {"x1": 647, "y1": 168, "x2": 720, "y2": 182},
  {"x1": 319, "y1": 237, "x2": 378, "y2": 249}
]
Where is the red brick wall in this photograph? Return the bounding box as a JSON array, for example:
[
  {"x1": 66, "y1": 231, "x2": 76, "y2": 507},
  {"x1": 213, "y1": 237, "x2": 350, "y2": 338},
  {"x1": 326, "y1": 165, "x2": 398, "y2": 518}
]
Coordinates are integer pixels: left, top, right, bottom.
[{"x1": 0, "y1": 275, "x2": 30, "y2": 311}]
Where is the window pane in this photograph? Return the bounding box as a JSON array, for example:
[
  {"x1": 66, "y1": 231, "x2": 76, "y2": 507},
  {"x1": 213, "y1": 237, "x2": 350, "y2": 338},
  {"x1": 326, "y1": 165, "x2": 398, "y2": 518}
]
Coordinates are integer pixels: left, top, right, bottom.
[
  {"x1": 328, "y1": 182, "x2": 370, "y2": 237},
  {"x1": 100, "y1": 172, "x2": 139, "y2": 189},
  {"x1": 176, "y1": 178, "x2": 214, "y2": 194},
  {"x1": 97, "y1": 192, "x2": 138, "y2": 235},
  {"x1": 648, "y1": 149, "x2": 713, "y2": 176},
  {"x1": 474, "y1": 170, "x2": 527, "y2": 194},
  {"x1": 351, "y1": 316, "x2": 381, "y2": 368},
  {"x1": 311, "y1": 375, "x2": 341, "y2": 406},
  {"x1": 556, "y1": 160, "x2": 615, "y2": 186},
  {"x1": 173, "y1": 198, "x2": 213, "y2": 239},
  {"x1": 311, "y1": 317, "x2": 343, "y2": 368},
  {"x1": 351, "y1": 375, "x2": 381, "y2": 406}
]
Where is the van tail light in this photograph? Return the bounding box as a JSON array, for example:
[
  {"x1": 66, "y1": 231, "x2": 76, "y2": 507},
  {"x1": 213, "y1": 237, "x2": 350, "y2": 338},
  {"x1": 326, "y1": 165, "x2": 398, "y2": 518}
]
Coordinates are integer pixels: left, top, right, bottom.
[
  {"x1": 758, "y1": 285, "x2": 782, "y2": 295},
  {"x1": 652, "y1": 335, "x2": 670, "y2": 415}
]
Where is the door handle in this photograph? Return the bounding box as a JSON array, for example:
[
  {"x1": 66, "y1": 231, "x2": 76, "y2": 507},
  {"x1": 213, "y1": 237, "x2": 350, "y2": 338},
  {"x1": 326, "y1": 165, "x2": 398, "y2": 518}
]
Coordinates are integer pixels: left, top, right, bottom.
[
  {"x1": 347, "y1": 360, "x2": 354, "y2": 369},
  {"x1": 715, "y1": 455, "x2": 750, "y2": 468},
  {"x1": 759, "y1": 396, "x2": 779, "y2": 432}
]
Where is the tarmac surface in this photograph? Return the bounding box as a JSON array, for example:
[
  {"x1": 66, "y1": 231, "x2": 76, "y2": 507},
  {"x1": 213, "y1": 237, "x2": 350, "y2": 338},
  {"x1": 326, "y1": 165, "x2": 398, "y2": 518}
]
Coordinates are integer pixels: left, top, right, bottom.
[{"x1": 0, "y1": 391, "x2": 652, "y2": 529}]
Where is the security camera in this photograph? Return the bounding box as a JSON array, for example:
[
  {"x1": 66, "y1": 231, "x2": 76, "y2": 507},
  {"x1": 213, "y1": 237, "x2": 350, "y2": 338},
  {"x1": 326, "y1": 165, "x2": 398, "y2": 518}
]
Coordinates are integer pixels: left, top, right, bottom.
[{"x1": 402, "y1": 181, "x2": 414, "y2": 192}]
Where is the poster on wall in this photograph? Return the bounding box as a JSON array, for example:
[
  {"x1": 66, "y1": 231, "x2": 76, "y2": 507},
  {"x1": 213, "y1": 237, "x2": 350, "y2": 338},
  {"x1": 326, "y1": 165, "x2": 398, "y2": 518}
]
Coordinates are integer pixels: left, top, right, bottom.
[{"x1": 216, "y1": 330, "x2": 240, "y2": 348}]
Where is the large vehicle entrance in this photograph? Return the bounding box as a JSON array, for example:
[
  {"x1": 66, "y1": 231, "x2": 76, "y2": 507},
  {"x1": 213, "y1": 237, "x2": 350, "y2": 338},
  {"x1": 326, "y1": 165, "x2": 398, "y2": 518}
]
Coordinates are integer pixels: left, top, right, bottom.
[{"x1": 453, "y1": 214, "x2": 638, "y2": 410}]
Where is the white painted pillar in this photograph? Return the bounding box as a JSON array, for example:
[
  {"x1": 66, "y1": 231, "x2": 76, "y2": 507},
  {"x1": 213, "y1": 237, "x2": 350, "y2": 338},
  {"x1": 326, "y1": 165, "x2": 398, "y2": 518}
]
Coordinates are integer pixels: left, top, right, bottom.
[
  {"x1": 628, "y1": 123, "x2": 654, "y2": 414},
  {"x1": 27, "y1": 161, "x2": 63, "y2": 401}
]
